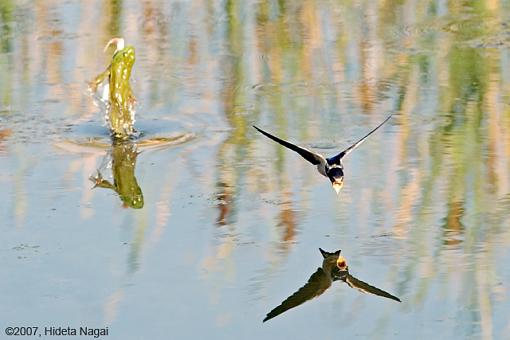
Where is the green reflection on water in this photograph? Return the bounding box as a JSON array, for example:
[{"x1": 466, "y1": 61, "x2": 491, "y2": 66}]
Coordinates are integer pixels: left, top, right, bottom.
[
  {"x1": 104, "y1": 0, "x2": 123, "y2": 37},
  {"x1": 90, "y1": 141, "x2": 143, "y2": 209},
  {"x1": 0, "y1": 0, "x2": 13, "y2": 53}
]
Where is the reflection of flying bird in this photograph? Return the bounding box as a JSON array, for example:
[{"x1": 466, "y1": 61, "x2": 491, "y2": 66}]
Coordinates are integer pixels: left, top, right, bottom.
[
  {"x1": 263, "y1": 249, "x2": 341, "y2": 322},
  {"x1": 253, "y1": 115, "x2": 392, "y2": 194},
  {"x1": 333, "y1": 250, "x2": 401, "y2": 303},
  {"x1": 263, "y1": 248, "x2": 400, "y2": 322}
]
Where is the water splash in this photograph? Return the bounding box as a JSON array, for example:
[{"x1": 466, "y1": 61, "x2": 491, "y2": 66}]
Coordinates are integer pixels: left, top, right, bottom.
[{"x1": 90, "y1": 38, "x2": 137, "y2": 139}]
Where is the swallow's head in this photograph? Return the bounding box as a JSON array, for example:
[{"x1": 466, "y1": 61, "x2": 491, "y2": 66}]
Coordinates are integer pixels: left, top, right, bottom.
[
  {"x1": 336, "y1": 256, "x2": 348, "y2": 271},
  {"x1": 319, "y1": 248, "x2": 341, "y2": 259},
  {"x1": 327, "y1": 167, "x2": 344, "y2": 194}
]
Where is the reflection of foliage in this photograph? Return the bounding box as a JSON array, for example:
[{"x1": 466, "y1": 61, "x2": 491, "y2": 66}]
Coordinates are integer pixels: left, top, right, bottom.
[
  {"x1": 0, "y1": 0, "x2": 13, "y2": 53},
  {"x1": 387, "y1": 3, "x2": 506, "y2": 336},
  {"x1": 0, "y1": 0, "x2": 13, "y2": 109},
  {"x1": 215, "y1": 181, "x2": 234, "y2": 226},
  {"x1": 0, "y1": 128, "x2": 11, "y2": 153},
  {"x1": 105, "y1": 0, "x2": 123, "y2": 37},
  {"x1": 90, "y1": 141, "x2": 143, "y2": 209},
  {"x1": 213, "y1": 0, "x2": 254, "y2": 228}
]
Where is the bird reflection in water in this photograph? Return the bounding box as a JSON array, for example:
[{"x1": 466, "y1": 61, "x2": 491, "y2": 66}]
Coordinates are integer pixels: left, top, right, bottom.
[
  {"x1": 89, "y1": 141, "x2": 144, "y2": 209},
  {"x1": 263, "y1": 248, "x2": 400, "y2": 322}
]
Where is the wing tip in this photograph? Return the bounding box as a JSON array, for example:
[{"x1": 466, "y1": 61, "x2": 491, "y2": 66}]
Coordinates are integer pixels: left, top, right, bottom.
[{"x1": 388, "y1": 293, "x2": 401, "y2": 303}]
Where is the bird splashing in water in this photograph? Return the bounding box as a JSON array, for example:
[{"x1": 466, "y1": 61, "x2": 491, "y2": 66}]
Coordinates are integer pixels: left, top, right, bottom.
[{"x1": 90, "y1": 37, "x2": 137, "y2": 139}]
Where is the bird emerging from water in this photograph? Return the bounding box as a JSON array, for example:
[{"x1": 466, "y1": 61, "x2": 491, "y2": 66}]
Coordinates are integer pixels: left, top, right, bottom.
[
  {"x1": 263, "y1": 248, "x2": 400, "y2": 322},
  {"x1": 253, "y1": 115, "x2": 392, "y2": 194}
]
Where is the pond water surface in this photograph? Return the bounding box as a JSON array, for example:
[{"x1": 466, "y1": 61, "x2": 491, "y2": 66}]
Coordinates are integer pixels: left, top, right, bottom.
[{"x1": 1, "y1": 1, "x2": 510, "y2": 339}]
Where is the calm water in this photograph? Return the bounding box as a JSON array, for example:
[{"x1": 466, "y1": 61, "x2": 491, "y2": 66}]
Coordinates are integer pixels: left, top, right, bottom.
[{"x1": 1, "y1": 1, "x2": 510, "y2": 339}]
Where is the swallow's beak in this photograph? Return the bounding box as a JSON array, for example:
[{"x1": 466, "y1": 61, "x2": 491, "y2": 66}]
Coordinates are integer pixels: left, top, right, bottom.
[
  {"x1": 332, "y1": 181, "x2": 343, "y2": 194},
  {"x1": 336, "y1": 256, "x2": 348, "y2": 270}
]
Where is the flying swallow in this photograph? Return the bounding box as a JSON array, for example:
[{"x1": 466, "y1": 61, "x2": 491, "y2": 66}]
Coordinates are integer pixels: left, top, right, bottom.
[
  {"x1": 263, "y1": 248, "x2": 400, "y2": 322},
  {"x1": 253, "y1": 115, "x2": 392, "y2": 194}
]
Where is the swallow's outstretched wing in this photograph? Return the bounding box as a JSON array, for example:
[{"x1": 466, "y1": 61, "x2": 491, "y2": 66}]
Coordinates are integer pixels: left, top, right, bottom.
[
  {"x1": 328, "y1": 115, "x2": 392, "y2": 165},
  {"x1": 263, "y1": 268, "x2": 332, "y2": 322},
  {"x1": 344, "y1": 273, "x2": 401, "y2": 302},
  {"x1": 253, "y1": 125, "x2": 325, "y2": 166}
]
